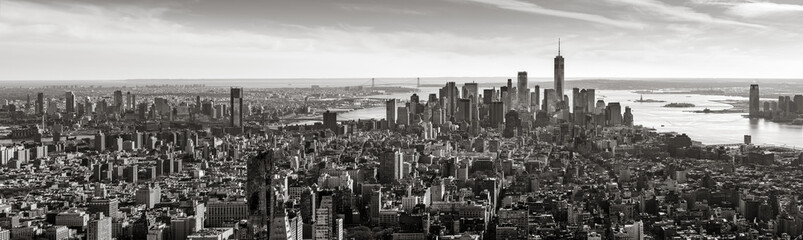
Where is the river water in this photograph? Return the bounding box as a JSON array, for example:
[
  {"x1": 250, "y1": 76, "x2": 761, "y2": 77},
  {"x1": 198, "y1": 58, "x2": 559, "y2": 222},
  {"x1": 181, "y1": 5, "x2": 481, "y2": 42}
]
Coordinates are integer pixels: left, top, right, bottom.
[{"x1": 333, "y1": 87, "x2": 803, "y2": 147}]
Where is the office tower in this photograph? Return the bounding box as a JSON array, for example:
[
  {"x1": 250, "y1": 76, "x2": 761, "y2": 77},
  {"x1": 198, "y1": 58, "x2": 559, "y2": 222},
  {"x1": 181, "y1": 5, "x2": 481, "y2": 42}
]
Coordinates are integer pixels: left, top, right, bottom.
[
  {"x1": 571, "y1": 88, "x2": 581, "y2": 112},
  {"x1": 607, "y1": 102, "x2": 623, "y2": 126},
  {"x1": 88, "y1": 198, "x2": 119, "y2": 219},
  {"x1": 501, "y1": 86, "x2": 511, "y2": 112},
  {"x1": 95, "y1": 132, "x2": 105, "y2": 152},
  {"x1": 543, "y1": 89, "x2": 555, "y2": 112},
  {"x1": 795, "y1": 95, "x2": 803, "y2": 114},
  {"x1": 386, "y1": 99, "x2": 398, "y2": 130},
  {"x1": 397, "y1": 107, "x2": 409, "y2": 126},
  {"x1": 517, "y1": 71, "x2": 528, "y2": 110},
  {"x1": 129, "y1": 94, "x2": 136, "y2": 111},
  {"x1": 65, "y1": 92, "x2": 75, "y2": 113},
  {"x1": 369, "y1": 189, "x2": 382, "y2": 224},
  {"x1": 231, "y1": 87, "x2": 244, "y2": 128},
  {"x1": 483, "y1": 89, "x2": 494, "y2": 105},
  {"x1": 623, "y1": 107, "x2": 634, "y2": 126},
  {"x1": 489, "y1": 102, "x2": 505, "y2": 127},
  {"x1": 136, "y1": 184, "x2": 161, "y2": 208},
  {"x1": 463, "y1": 83, "x2": 479, "y2": 100},
  {"x1": 410, "y1": 94, "x2": 420, "y2": 120},
  {"x1": 323, "y1": 111, "x2": 337, "y2": 133},
  {"x1": 457, "y1": 98, "x2": 471, "y2": 123},
  {"x1": 749, "y1": 84, "x2": 760, "y2": 117},
  {"x1": 586, "y1": 89, "x2": 596, "y2": 113},
  {"x1": 125, "y1": 92, "x2": 131, "y2": 110},
  {"x1": 300, "y1": 187, "x2": 316, "y2": 224},
  {"x1": 554, "y1": 40, "x2": 565, "y2": 106},
  {"x1": 36, "y1": 93, "x2": 43, "y2": 114},
  {"x1": 247, "y1": 151, "x2": 274, "y2": 239},
  {"x1": 87, "y1": 213, "x2": 112, "y2": 240},
  {"x1": 532, "y1": 85, "x2": 540, "y2": 110},
  {"x1": 124, "y1": 165, "x2": 138, "y2": 183},
  {"x1": 440, "y1": 82, "x2": 459, "y2": 119},
  {"x1": 113, "y1": 90, "x2": 123, "y2": 110},
  {"x1": 379, "y1": 150, "x2": 400, "y2": 184}
]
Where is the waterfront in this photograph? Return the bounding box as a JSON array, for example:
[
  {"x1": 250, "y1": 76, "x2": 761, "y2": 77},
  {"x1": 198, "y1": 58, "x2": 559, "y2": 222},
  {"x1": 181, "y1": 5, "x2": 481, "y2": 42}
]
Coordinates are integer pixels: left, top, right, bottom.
[{"x1": 333, "y1": 88, "x2": 803, "y2": 147}]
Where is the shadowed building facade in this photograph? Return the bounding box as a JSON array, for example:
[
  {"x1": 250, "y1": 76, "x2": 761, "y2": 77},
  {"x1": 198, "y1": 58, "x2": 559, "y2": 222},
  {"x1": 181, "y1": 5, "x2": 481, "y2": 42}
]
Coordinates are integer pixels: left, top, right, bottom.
[{"x1": 248, "y1": 150, "x2": 274, "y2": 239}]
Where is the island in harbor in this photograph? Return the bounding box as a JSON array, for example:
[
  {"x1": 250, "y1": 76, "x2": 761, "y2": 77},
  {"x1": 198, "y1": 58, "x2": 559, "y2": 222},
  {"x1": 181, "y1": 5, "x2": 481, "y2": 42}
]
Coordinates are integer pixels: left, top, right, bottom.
[
  {"x1": 664, "y1": 102, "x2": 696, "y2": 108},
  {"x1": 634, "y1": 95, "x2": 666, "y2": 103},
  {"x1": 690, "y1": 100, "x2": 748, "y2": 114}
]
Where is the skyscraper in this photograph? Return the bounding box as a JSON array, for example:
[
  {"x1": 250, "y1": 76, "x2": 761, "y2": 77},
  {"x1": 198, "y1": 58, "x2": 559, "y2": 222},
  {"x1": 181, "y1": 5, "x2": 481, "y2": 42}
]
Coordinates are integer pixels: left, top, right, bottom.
[
  {"x1": 489, "y1": 101, "x2": 505, "y2": 127},
  {"x1": 462, "y1": 82, "x2": 479, "y2": 102},
  {"x1": 749, "y1": 84, "x2": 760, "y2": 117},
  {"x1": 532, "y1": 85, "x2": 540, "y2": 111},
  {"x1": 517, "y1": 71, "x2": 528, "y2": 110},
  {"x1": 231, "y1": 87, "x2": 244, "y2": 129},
  {"x1": 543, "y1": 89, "x2": 555, "y2": 113},
  {"x1": 440, "y1": 82, "x2": 459, "y2": 119},
  {"x1": 586, "y1": 89, "x2": 596, "y2": 113},
  {"x1": 554, "y1": 40, "x2": 565, "y2": 107},
  {"x1": 483, "y1": 89, "x2": 494, "y2": 105},
  {"x1": 607, "y1": 102, "x2": 623, "y2": 126},
  {"x1": 248, "y1": 151, "x2": 274, "y2": 239},
  {"x1": 410, "y1": 94, "x2": 420, "y2": 121},
  {"x1": 386, "y1": 99, "x2": 397, "y2": 130},
  {"x1": 65, "y1": 92, "x2": 76, "y2": 113},
  {"x1": 36, "y1": 93, "x2": 44, "y2": 114},
  {"x1": 113, "y1": 90, "x2": 123, "y2": 110},
  {"x1": 323, "y1": 111, "x2": 337, "y2": 134},
  {"x1": 87, "y1": 213, "x2": 112, "y2": 240}
]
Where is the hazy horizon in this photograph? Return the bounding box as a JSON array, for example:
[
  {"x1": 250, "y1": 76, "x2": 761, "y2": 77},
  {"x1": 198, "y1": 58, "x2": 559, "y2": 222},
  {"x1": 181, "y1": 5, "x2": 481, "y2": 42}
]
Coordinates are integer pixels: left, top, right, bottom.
[{"x1": 2, "y1": 0, "x2": 803, "y2": 80}]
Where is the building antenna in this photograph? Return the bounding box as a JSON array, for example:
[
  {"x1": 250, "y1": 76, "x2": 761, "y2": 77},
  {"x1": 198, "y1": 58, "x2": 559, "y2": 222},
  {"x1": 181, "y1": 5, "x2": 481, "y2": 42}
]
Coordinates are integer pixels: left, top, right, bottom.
[{"x1": 558, "y1": 38, "x2": 561, "y2": 56}]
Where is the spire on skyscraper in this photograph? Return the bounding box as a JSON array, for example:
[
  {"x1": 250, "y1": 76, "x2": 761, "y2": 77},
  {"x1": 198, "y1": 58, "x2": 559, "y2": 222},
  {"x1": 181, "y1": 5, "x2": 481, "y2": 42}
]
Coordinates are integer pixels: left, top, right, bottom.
[{"x1": 558, "y1": 38, "x2": 561, "y2": 56}]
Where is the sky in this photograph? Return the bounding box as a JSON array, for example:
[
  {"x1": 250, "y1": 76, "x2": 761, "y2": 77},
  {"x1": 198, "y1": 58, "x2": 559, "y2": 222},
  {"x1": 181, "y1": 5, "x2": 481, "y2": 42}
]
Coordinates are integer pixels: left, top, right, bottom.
[{"x1": 1, "y1": 0, "x2": 802, "y2": 80}]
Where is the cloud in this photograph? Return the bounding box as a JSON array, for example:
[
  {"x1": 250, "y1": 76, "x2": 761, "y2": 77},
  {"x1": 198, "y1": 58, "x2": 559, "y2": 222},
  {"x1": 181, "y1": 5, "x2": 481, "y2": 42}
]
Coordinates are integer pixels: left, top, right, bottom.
[
  {"x1": 460, "y1": 0, "x2": 645, "y2": 29},
  {"x1": 604, "y1": 0, "x2": 766, "y2": 28},
  {"x1": 338, "y1": 4, "x2": 427, "y2": 15},
  {"x1": 726, "y1": 2, "x2": 803, "y2": 18}
]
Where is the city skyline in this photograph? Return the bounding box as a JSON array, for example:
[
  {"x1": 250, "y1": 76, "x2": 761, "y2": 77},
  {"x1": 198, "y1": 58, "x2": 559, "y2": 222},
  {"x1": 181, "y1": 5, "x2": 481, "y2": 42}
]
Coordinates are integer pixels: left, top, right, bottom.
[{"x1": 2, "y1": 0, "x2": 803, "y2": 80}]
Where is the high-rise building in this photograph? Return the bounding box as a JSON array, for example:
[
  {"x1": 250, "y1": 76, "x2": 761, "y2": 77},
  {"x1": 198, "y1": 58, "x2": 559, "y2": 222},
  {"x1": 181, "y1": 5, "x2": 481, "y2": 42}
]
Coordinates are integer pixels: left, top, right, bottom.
[
  {"x1": 386, "y1": 99, "x2": 397, "y2": 130},
  {"x1": 607, "y1": 102, "x2": 623, "y2": 126},
  {"x1": 457, "y1": 98, "x2": 471, "y2": 123},
  {"x1": 397, "y1": 107, "x2": 409, "y2": 126},
  {"x1": 532, "y1": 85, "x2": 540, "y2": 111},
  {"x1": 379, "y1": 150, "x2": 400, "y2": 184},
  {"x1": 323, "y1": 111, "x2": 337, "y2": 134},
  {"x1": 247, "y1": 151, "x2": 274, "y2": 239},
  {"x1": 113, "y1": 90, "x2": 123, "y2": 110},
  {"x1": 410, "y1": 93, "x2": 420, "y2": 120},
  {"x1": 440, "y1": 82, "x2": 459, "y2": 119},
  {"x1": 36, "y1": 93, "x2": 44, "y2": 114},
  {"x1": 369, "y1": 189, "x2": 382, "y2": 224},
  {"x1": 88, "y1": 198, "x2": 119, "y2": 219},
  {"x1": 489, "y1": 101, "x2": 505, "y2": 127},
  {"x1": 543, "y1": 89, "x2": 555, "y2": 113},
  {"x1": 554, "y1": 40, "x2": 565, "y2": 107},
  {"x1": 623, "y1": 107, "x2": 634, "y2": 126},
  {"x1": 231, "y1": 87, "x2": 244, "y2": 129},
  {"x1": 517, "y1": 71, "x2": 528, "y2": 110},
  {"x1": 482, "y1": 89, "x2": 494, "y2": 105},
  {"x1": 586, "y1": 89, "x2": 596, "y2": 113},
  {"x1": 65, "y1": 92, "x2": 75, "y2": 113},
  {"x1": 94, "y1": 132, "x2": 105, "y2": 152},
  {"x1": 87, "y1": 213, "x2": 112, "y2": 240},
  {"x1": 463, "y1": 83, "x2": 479, "y2": 101},
  {"x1": 749, "y1": 84, "x2": 760, "y2": 117},
  {"x1": 136, "y1": 184, "x2": 161, "y2": 209}
]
